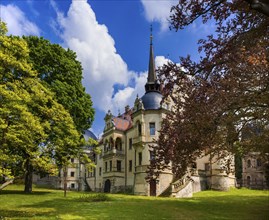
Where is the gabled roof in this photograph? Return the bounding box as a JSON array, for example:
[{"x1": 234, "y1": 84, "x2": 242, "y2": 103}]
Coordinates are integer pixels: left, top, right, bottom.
[{"x1": 112, "y1": 117, "x2": 132, "y2": 131}]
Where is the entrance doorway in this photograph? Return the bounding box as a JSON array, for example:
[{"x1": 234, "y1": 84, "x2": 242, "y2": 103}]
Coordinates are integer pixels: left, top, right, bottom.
[
  {"x1": 246, "y1": 176, "x2": 251, "y2": 187},
  {"x1": 104, "y1": 179, "x2": 111, "y2": 193},
  {"x1": 150, "y1": 180, "x2": 156, "y2": 196}
]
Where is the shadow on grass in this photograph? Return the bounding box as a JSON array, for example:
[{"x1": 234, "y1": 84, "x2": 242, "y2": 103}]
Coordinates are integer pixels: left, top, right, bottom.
[
  {"x1": 0, "y1": 209, "x2": 55, "y2": 219},
  {"x1": 0, "y1": 189, "x2": 51, "y2": 195}
]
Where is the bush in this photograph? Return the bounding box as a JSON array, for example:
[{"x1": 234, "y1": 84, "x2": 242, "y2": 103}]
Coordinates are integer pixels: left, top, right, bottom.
[{"x1": 79, "y1": 193, "x2": 111, "y2": 202}]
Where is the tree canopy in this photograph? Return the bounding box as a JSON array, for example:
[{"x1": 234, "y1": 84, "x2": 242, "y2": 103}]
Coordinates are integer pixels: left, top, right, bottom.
[
  {"x1": 23, "y1": 36, "x2": 94, "y2": 134},
  {"x1": 149, "y1": 0, "x2": 269, "y2": 179},
  {"x1": 0, "y1": 22, "x2": 95, "y2": 193}
]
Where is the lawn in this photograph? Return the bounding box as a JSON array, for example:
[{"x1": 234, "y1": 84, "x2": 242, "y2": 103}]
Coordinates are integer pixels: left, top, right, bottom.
[{"x1": 0, "y1": 185, "x2": 268, "y2": 220}]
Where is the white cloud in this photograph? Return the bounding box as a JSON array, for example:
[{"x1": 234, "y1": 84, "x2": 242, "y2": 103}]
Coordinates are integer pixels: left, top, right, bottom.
[
  {"x1": 140, "y1": 0, "x2": 175, "y2": 31},
  {"x1": 155, "y1": 55, "x2": 171, "y2": 68},
  {"x1": 51, "y1": 1, "x2": 169, "y2": 116},
  {"x1": 111, "y1": 71, "x2": 147, "y2": 114},
  {"x1": 1, "y1": 4, "x2": 40, "y2": 36},
  {"x1": 51, "y1": 0, "x2": 131, "y2": 113},
  {"x1": 112, "y1": 55, "x2": 169, "y2": 114}
]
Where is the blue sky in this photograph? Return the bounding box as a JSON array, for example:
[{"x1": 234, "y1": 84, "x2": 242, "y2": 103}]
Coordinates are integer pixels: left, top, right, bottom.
[{"x1": 1, "y1": 0, "x2": 213, "y2": 137}]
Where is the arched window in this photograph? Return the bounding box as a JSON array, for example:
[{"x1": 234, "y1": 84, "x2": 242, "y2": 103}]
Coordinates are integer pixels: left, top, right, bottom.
[
  {"x1": 115, "y1": 137, "x2": 122, "y2": 151},
  {"x1": 136, "y1": 121, "x2": 142, "y2": 136},
  {"x1": 247, "y1": 159, "x2": 251, "y2": 168},
  {"x1": 109, "y1": 137, "x2": 114, "y2": 150},
  {"x1": 104, "y1": 140, "x2": 108, "y2": 152}
]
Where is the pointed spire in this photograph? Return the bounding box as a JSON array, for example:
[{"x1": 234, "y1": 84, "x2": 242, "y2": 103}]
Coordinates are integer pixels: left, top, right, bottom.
[
  {"x1": 148, "y1": 24, "x2": 156, "y2": 83},
  {"x1": 144, "y1": 25, "x2": 160, "y2": 94}
]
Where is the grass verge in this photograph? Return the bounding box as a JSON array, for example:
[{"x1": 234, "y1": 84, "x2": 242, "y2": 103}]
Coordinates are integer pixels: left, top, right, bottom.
[{"x1": 0, "y1": 185, "x2": 268, "y2": 219}]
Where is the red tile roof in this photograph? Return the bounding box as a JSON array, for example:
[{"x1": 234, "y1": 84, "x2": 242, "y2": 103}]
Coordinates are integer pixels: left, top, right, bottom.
[{"x1": 113, "y1": 117, "x2": 132, "y2": 131}]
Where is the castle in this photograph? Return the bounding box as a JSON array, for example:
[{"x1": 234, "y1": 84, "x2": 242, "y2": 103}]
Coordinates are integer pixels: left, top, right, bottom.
[
  {"x1": 75, "y1": 32, "x2": 235, "y2": 197},
  {"x1": 34, "y1": 33, "x2": 238, "y2": 197}
]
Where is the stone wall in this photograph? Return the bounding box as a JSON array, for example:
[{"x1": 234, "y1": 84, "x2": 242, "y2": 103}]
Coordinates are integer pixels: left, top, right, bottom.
[{"x1": 210, "y1": 175, "x2": 235, "y2": 191}]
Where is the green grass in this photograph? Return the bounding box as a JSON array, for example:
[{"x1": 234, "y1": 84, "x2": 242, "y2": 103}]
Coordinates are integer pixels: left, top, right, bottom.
[{"x1": 0, "y1": 185, "x2": 268, "y2": 220}]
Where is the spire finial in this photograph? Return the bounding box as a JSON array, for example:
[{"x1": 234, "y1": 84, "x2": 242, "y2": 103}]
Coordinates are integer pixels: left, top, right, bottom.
[{"x1": 150, "y1": 24, "x2": 153, "y2": 45}]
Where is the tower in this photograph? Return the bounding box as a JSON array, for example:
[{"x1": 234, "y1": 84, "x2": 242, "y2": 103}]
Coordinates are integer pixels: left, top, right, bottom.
[{"x1": 141, "y1": 26, "x2": 163, "y2": 110}]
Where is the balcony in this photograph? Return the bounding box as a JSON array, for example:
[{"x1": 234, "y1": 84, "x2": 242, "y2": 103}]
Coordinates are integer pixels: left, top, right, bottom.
[
  {"x1": 133, "y1": 135, "x2": 146, "y2": 145},
  {"x1": 103, "y1": 148, "x2": 125, "y2": 159}
]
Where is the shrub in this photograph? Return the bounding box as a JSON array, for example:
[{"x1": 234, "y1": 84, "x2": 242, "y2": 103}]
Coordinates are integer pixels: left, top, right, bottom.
[{"x1": 79, "y1": 193, "x2": 111, "y2": 202}]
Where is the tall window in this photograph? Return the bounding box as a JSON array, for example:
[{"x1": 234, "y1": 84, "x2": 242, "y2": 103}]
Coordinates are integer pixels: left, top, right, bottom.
[
  {"x1": 247, "y1": 159, "x2": 251, "y2": 168},
  {"x1": 149, "y1": 122, "x2": 155, "y2": 135},
  {"x1": 257, "y1": 158, "x2": 262, "y2": 167},
  {"x1": 117, "y1": 160, "x2": 121, "y2": 172},
  {"x1": 205, "y1": 163, "x2": 210, "y2": 171},
  {"x1": 129, "y1": 160, "x2": 132, "y2": 172},
  {"x1": 110, "y1": 160, "x2": 112, "y2": 172},
  {"x1": 70, "y1": 171, "x2": 75, "y2": 177},
  {"x1": 109, "y1": 138, "x2": 114, "y2": 150},
  {"x1": 129, "y1": 138, "x2": 132, "y2": 150},
  {"x1": 138, "y1": 152, "x2": 142, "y2": 165},
  {"x1": 99, "y1": 167, "x2": 102, "y2": 176},
  {"x1": 115, "y1": 138, "x2": 122, "y2": 151},
  {"x1": 105, "y1": 162, "x2": 108, "y2": 172},
  {"x1": 104, "y1": 140, "x2": 108, "y2": 152},
  {"x1": 138, "y1": 123, "x2": 142, "y2": 136}
]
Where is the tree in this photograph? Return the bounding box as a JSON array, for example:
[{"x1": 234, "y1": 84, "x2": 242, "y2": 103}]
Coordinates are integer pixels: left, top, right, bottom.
[
  {"x1": 0, "y1": 22, "x2": 95, "y2": 193},
  {"x1": 23, "y1": 36, "x2": 94, "y2": 134},
  {"x1": 148, "y1": 1, "x2": 269, "y2": 179}
]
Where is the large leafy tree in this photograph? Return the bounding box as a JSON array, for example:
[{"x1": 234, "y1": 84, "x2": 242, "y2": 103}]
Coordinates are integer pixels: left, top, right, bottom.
[
  {"x1": 23, "y1": 36, "x2": 94, "y2": 134},
  {"x1": 148, "y1": 1, "x2": 269, "y2": 179},
  {"x1": 0, "y1": 23, "x2": 94, "y2": 193}
]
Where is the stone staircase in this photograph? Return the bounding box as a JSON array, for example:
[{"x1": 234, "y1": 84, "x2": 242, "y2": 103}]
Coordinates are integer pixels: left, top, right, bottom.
[
  {"x1": 171, "y1": 175, "x2": 194, "y2": 198},
  {"x1": 159, "y1": 175, "x2": 194, "y2": 198}
]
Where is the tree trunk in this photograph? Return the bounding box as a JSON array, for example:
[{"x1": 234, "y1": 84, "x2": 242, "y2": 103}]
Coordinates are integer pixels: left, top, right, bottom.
[
  {"x1": 63, "y1": 166, "x2": 67, "y2": 197},
  {"x1": 24, "y1": 159, "x2": 33, "y2": 193}
]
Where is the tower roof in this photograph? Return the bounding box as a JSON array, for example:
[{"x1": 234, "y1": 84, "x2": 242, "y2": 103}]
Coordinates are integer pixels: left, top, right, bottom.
[
  {"x1": 142, "y1": 25, "x2": 163, "y2": 110},
  {"x1": 144, "y1": 25, "x2": 161, "y2": 94},
  {"x1": 148, "y1": 25, "x2": 156, "y2": 83}
]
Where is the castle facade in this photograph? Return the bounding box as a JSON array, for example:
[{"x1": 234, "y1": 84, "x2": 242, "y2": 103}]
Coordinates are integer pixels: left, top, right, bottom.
[{"x1": 36, "y1": 33, "x2": 237, "y2": 197}]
